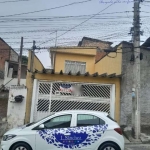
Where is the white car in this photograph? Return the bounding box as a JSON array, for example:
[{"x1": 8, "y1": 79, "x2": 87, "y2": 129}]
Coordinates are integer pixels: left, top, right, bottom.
[{"x1": 1, "y1": 110, "x2": 124, "y2": 150}]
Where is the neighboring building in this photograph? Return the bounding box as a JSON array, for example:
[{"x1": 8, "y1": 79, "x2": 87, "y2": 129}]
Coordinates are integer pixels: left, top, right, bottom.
[
  {"x1": 25, "y1": 46, "x2": 121, "y2": 125},
  {"x1": 0, "y1": 38, "x2": 18, "y2": 71},
  {"x1": 78, "y1": 37, "x2": 113, "y2": 62},
  {"x1": 3, "y1": 61, "x2": 27, "y2": 89},
  {"x1": 0, "y1": 38, "x2": 18, "y2": 88},
  {"x1": 120, "y1": 40, "x2": 150, "y2": 126}
]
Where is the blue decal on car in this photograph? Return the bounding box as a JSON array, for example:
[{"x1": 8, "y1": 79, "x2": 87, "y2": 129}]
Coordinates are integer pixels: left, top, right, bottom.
[
  {"x1": 38, "y1": 124, "x2": 108, "y2": 149},
  {"x1": 55, "y1": 132, "x2": 88, "y2": 145}
]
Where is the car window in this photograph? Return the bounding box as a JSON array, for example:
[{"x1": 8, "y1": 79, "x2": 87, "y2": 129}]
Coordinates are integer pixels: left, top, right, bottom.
[
  {"x1": 77, "y1": 114, "x2": 105, "y2": 126},
  {"x1": 43, "y1": 114, "x2": 72, "y2": 129}
]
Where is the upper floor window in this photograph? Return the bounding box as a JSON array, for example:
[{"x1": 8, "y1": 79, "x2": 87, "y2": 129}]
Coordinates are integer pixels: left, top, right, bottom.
[{"x1": 65, "y1": 60, "x2": 86, "y2": 74}]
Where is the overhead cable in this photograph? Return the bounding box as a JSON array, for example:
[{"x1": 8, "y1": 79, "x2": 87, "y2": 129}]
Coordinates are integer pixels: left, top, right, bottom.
[
  {"x1": 39, "y1": 3, "x2": 114, "y2": 46},
  {"x1": 0, "y1": 0, "x2": 95, "y2": 18}
]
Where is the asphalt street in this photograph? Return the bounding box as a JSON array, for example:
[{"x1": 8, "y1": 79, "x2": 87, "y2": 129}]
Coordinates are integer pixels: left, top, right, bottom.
[
  {"x1": 125, "y1": 144, "x2": 150, "y2": 150},
  {"x1": 1, "y1": 144, "x2": 150, "y2": 150}
]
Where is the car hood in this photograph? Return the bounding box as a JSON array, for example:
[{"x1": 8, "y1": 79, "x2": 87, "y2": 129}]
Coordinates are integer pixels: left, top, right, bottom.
[{"x1": 4, "y1": 125, "x2": 26, "y2": 135}]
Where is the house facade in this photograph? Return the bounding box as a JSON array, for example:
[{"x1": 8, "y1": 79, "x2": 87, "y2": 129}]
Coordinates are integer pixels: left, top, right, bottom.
[
  {"x1": 5, "y1": 37, "x2": 150, "y2": 129},
  {"x1": 25, "y1": 46, "x2": 122, "y2": 125}
]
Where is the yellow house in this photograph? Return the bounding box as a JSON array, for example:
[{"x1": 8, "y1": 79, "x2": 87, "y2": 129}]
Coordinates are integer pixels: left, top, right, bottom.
[{"x1": 25, "y1": 45, "x2": 122, "y2": 124}]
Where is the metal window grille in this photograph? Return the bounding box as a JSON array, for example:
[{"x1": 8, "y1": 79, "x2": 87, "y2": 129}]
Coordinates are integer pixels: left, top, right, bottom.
[
  {"x1": 50, "y1": 99, "x2": 110, "y2": 114},
  {"x1": 35, "y1": 81, "x2": 112, "y2": 121},
  {"x1": 65, "y1": 60, "x2": 86, "y2": 74},
  {"x1": 52, "y1": 82, "x2": 111, "y2": 99},
  {"x1": 37, "y1": 99, "x2": 49, "y2": 112}
]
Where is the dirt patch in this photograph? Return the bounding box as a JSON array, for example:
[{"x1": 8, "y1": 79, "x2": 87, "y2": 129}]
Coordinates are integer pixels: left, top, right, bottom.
[{"x1": 0, "y1": 98, "x2": 8, "y2": 119}]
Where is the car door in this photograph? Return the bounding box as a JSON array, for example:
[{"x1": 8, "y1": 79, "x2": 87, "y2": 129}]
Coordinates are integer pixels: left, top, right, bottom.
[
  {"x1": 35, "y1": 114, "x2": 74, "y2": 150},
  {"x1": 74, "y1": 113, "x2": 108, "y2": 150}
]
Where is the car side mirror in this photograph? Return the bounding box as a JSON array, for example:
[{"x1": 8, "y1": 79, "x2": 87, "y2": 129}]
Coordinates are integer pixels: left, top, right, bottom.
[{"x1": 39, "y1": 124, "x2": 44, "y2": 129}]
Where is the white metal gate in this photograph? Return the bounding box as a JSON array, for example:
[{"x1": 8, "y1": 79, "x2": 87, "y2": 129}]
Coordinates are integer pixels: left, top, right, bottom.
[{"x1": 31, "y1": 80, "x2": 115, "y2": 122}]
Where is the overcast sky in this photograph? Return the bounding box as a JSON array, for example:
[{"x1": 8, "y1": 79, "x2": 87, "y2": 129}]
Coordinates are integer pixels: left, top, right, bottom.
[{"x1": 0, "y1": 0, "x2": 150, "y2": 68}]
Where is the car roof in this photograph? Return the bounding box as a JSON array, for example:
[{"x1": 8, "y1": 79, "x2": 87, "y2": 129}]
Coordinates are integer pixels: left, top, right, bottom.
[{"x1": 53, "y1": 110, "x2": 108, "y2": 116}]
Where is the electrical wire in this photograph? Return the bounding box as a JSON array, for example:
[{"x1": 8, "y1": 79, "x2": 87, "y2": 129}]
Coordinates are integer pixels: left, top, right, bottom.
[
  {"x1": 39, "y1": 3, "x2": 114, "y2": 46},
  {"x1": 0, "y1": 0, "x2": 96, "y2": 18},
  {"x1": 141, "y1": 3, "x2": 150, "y2": 7},
  {"x1": 0, "y1": 0, "x2": 29, "y2": 3}
]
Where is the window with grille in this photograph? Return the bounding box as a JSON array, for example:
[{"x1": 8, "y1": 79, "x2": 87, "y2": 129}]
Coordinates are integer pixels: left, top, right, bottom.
[{"x1": 65, "y1": 60, "x2": 86, "y2": 74}]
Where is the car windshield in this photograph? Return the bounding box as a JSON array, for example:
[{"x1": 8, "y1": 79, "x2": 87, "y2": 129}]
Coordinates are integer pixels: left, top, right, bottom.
[{"x1": 26, "y1": 113, "x2": 55, "y2": 127}]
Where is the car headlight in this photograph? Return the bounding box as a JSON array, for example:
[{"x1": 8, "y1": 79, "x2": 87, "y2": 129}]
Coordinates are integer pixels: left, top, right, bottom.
[{"x1": 3, "y1": 135, "x2": 16, "y2": 141}]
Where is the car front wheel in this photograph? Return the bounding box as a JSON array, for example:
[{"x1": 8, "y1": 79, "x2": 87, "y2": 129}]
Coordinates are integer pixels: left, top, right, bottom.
[
  {"x1": 11, "y1": 142, "x2": 31, "y2": 150},
  {"x1": 99, "y1": 142, "x2": 120, "y2": 150}
]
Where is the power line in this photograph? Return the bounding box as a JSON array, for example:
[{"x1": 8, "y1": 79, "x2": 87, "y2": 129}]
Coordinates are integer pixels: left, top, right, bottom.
[
  {"x1": 0, "y1": 0, "x2": 95, "y2": 18},
  {"x1": 39, "y1": 3, "x2": 114, "y2": 46},
  {"x1": 141, "y1": 3, "x2": 150, "y2": 6},
  {"x1": 0, "y1": 0, "x2": 29, "y2": 3}
]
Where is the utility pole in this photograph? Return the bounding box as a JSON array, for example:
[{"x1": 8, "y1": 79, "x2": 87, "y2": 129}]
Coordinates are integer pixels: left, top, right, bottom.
[
  {"x1": 55, "y1": 30, "x2": 57, "y2": 47},
  {"x1": 17, "y1": 37, "x2": 23, "y2": 85},
  {"x1": 30, "y1": 40, "x2": 36, "y2": 73},
  {"x1": 132, "y1": 0, "x2": 141, "y2": 139}
]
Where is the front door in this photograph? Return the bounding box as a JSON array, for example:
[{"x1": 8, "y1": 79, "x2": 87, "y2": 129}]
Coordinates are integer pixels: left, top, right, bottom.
[{"x1": 35, "y1": 114, "x2": 73, "y2": 150}]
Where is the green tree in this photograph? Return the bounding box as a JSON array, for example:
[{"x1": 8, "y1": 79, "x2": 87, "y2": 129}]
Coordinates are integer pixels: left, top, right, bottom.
[{"x1": 22, "y1": 55, "x2": 28, "y2": 65}]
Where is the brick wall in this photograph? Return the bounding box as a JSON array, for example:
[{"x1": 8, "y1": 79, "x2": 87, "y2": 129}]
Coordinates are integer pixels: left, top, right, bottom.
[
  {"x1": 10, "y1": 49, "x2": 18, "y2": 62},
  {"x1": 0, "y1": 40, "x2": 10, "y2": 71},
  {"x1": 79, "y1": 38, "x2": 112, "y2": 62},
  {"x1": 0, "y1": 39, "x2": 18, "y2": 82},
  {"x1": 120, "y1": 42, "x2": 150, "y2": 125}
]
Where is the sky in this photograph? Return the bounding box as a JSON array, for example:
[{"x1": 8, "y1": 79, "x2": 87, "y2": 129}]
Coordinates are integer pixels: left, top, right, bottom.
[{"x1": 0, "y1": 0, "x2": 150, "y2": 68}]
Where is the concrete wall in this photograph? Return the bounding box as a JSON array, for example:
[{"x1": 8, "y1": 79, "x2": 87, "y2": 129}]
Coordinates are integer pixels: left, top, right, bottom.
[
  {"x1": 2, "y1": 61, "x2": 27, "y2": 89},
  {"x1": 0, "y1": 79, "x2": 3, "y2": 87},
  {"x1": 4, "y1": 78, "x2": 26, "y2": 89},
  {"x1": 140, "y1": 48, "x2": 150, "y2": 125},
  {"x1": 120, "y1": 43, "x2": 150, "y2": 126},
  {"x1": 120, "y1": 43, "x2": 133, "y2": 126},
  {"x1": 25, "y1": 51, "x2": 44, "y2": 123},
  {"x1": 7, "y1": 86, "x2": 27, "y2": 129},
  {"x1": 6, "y1": 62, "x2": 27, "y2": 79},
  {"x1": 10, "y1": 49, "x2": 18, "y2": 62}
]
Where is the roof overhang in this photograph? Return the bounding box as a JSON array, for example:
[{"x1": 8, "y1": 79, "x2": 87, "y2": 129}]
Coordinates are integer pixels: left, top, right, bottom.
[
  {"x1": 34, "y1": 69, "x2": 122, "y2": 78},
  {"x1": 50, "y1": 47, "x2": 97, "y2": 56}
]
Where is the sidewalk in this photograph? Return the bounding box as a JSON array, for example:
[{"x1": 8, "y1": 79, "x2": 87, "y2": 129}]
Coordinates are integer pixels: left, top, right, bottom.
[
  {"x1": 124, "y1": 134, "x2": 150, "y2": 144},
  {"x1": 123, "y1": 125, "x2": 150, "y2": 144}
]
